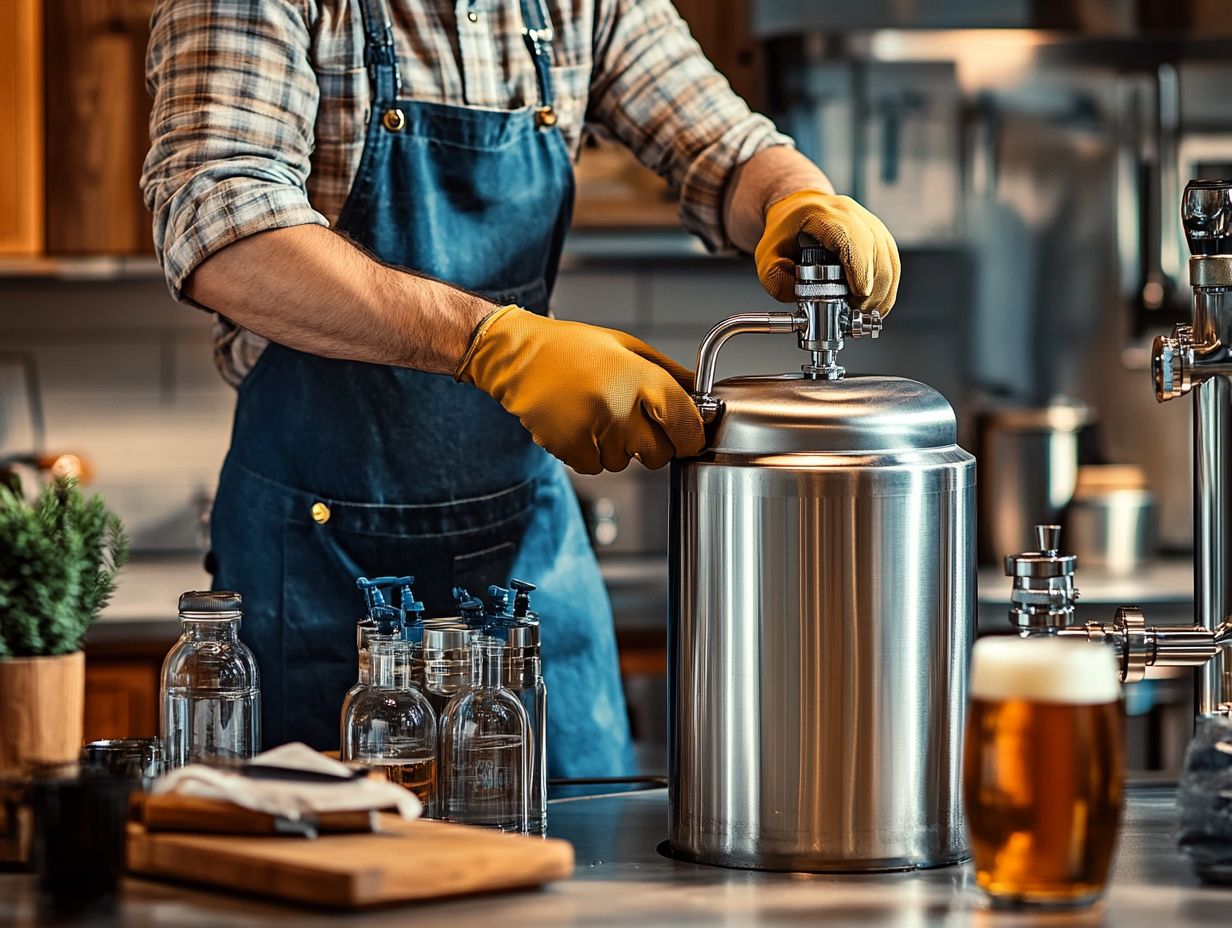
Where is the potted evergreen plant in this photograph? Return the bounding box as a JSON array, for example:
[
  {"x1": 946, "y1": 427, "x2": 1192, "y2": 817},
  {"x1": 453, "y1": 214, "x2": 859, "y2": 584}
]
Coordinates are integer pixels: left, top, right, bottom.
[{"x1": 0, "y1": 479, "x2": 128, "y2": 773}]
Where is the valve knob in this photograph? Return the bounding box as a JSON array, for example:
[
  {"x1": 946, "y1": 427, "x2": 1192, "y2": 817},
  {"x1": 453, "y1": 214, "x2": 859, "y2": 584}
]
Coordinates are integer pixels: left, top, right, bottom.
[
  {"x1": 1152, "y1": 325, "x2": 1194, "y2": 402},
  {"x1": 1034, "y1": 524, "x2": 1061, "y2": 555},
  {"x1": 1182, "y1": 180, "x2": 1232, "y2": 257},
  {"x1": 848, "y1": 310, "x2": 883, "y2": 340}
]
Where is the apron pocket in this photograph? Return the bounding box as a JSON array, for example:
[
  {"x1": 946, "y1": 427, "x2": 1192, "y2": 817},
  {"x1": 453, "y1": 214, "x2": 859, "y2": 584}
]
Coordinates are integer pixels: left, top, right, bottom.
[{"x1": 453, "y1": 541, "x2": 518, "y2": 600}]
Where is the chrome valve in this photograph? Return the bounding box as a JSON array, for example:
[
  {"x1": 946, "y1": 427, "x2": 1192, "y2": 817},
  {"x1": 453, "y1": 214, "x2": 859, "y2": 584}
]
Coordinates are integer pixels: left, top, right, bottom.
[
  {"x1": 848, "y1": 309, "x2": 883, "y2": 340},
  {"x1": 1005, "y1": 525, "x2": 1228, "y2": 685},
  {"x1": 1152, "y1": 324, "x2": 1194, "y2": 402},
  {"x1": 1005, "y1": 524, "x2": 1079, "y2": 633},
  {"x1": 690, "y1": 235, "x2": 886, "y2": 420}
]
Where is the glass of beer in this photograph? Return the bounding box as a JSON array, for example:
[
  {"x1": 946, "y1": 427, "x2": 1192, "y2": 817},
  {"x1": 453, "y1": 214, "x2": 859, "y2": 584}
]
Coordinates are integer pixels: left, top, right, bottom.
[{"x1": 964, "y1": 636, "x2": 1124, "y2": 908}]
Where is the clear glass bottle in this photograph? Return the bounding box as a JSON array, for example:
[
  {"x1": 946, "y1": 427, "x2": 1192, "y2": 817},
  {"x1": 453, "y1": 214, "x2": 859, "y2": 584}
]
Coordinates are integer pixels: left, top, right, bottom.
[
  {"x1": 161, "y1": 591, "x2": 261, "y2": 769},
  {"x1": 439, "y1": 640, "x2": 530, "y2": 833},
  {"x1": 339, "y1": 603, "x2": 401, "y2": 748},
  {"x1": 492, "y1": 622, "x2": 547, "y2": 836},
  {"x1": 486, "y1": 580, "x2": 547, "y2": 834},
  {"x1": 340, "y1": 640, "x2": 438, "y2": 813}
]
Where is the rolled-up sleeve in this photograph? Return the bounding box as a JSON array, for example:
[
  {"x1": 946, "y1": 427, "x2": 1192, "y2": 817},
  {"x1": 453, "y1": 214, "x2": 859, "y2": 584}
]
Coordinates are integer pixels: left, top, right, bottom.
[
  {"x1": 141, "y1": 0, "x2": 327, "y2": 301},
  {"x1": 587, "y1": 0, "x2": 794, "y2": 252}
]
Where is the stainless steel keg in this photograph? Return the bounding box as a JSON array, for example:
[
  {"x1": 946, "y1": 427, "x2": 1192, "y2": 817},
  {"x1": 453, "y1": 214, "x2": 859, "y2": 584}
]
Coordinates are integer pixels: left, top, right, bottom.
[{"x1": 668, "y1": 242, "x2": 975, "y2": 872}]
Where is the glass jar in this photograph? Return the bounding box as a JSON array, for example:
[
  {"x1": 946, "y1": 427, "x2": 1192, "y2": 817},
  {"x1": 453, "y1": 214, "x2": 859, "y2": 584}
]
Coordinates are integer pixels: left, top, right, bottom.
[
  {"x1": 439, "y1": 639, "x2": 529, "y2": 833},
  {"x1": 160, "y1": 591, "x2": 261, "y2": 769},
  {"x1": 341, "y1": 641, "x2": 438, "y2": 813}
]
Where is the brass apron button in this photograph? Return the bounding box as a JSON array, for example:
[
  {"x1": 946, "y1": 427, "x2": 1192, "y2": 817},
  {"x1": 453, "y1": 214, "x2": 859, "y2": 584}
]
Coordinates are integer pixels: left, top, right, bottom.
[
  {"x1": 382, "y1": 108, "x2": 406, "y2": 132},
  {"x1": 534, "y1": 106, "x2": 558, "y2": 129},
  {"x1": 311, "y1": 502, "x2": 331, "y2": 524}
]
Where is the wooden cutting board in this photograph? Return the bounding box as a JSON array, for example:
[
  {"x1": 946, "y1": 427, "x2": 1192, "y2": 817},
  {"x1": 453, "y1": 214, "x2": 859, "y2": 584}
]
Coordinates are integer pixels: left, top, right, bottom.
[{"x1": 127, "y1": 814, "x2": 574, "y2": 908}]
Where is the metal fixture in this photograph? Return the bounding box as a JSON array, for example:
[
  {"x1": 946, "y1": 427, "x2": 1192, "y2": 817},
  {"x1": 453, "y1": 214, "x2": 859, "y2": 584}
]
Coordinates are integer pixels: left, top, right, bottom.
[
  {"x1": 671, "y1": 244, "x2": 973, "y2": 871},
  {"x1": 1004, "y1": 524, "x2": 1227, "y2": 684},
  {"x1": 1149, "y1": 179, "x2": 1232, "y2": 716},
  {"x1": 1002, "y1": 182, "x2": 1232, "y2": 713},
  {"x1": 691, "y1": 234, "x2": 880, "y2": 422}
]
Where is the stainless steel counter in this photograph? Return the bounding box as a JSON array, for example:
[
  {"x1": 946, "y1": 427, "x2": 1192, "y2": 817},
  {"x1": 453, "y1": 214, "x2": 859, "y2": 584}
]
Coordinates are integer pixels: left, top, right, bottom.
[{"x1": 3, "y1": 786, "x2": 1228, "y2": 926}]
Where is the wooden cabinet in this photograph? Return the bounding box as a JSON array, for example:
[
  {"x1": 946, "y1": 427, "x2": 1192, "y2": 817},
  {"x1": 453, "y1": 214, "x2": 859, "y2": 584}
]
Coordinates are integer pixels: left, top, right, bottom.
[
  {"x1": 44, "y1": 0, "x2": 156, "y2": 254},
  {"x1": 0, "y1": 0, "x2": 44, "y2": 255},
  {"x1": 0, "y1": 0, "x2": 154, "y2": 257},
  {"x1": 83, "y1": 634, "x2": 170, "y2": 742},
  {"x1": 676, "y1": 0, "x2": 764, "y2": 111}
]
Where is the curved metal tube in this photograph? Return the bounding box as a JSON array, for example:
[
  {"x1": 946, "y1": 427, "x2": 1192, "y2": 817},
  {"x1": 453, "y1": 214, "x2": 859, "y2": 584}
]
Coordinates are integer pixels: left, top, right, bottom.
[{"x1": 692, "y1": 312, "x2": 801, "y2": 421}]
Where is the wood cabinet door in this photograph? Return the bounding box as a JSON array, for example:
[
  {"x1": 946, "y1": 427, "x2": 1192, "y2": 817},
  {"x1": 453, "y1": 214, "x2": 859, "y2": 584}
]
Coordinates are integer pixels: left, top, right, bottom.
[
  {"x1": 84, "y1": 659, "x2": 160, "y2": 741},
  {"x1": 674, "y1": 0, "x2": 764, "y2": 110},
  {"x1": 44, "y1": 0, "x2": 156, "y2": 255},
  {"x1": 0, "y1": 0, "x2": 44, "y2": 255}
]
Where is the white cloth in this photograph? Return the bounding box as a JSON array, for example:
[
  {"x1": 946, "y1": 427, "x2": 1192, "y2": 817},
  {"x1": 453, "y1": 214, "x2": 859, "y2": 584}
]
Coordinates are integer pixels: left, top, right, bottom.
[{"x1": 152, "y1": 742, "x2": 421, "y2": 821}]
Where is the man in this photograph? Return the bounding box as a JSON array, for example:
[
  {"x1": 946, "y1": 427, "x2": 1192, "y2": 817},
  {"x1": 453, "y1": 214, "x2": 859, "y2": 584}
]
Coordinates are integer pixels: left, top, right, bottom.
[{"x1": 141, "y1": 0, "x2": 899, "y2": 777}]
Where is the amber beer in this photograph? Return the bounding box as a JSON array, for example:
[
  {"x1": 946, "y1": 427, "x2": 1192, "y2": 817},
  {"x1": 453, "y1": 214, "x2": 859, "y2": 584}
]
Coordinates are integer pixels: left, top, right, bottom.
[{"x1": 964, "y1": 637, "x2": 1124, "y2": 907}]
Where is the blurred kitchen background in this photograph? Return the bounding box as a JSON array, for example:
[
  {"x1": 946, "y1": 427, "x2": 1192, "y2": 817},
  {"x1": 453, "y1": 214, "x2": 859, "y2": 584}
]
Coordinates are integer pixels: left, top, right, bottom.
[{"x1": 3, "y1": 0, "x2": 1232, "y2": 775}]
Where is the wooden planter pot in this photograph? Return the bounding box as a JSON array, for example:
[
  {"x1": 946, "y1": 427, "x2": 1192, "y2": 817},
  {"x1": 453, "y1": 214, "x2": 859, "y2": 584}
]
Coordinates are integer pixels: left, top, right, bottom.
[{"x1": 0, "y1": 650, "x2": 85, "y2": 775}]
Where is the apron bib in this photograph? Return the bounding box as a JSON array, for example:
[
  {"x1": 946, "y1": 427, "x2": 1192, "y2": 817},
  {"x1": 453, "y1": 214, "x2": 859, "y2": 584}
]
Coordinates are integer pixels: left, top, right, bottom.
[{"x1": 209, "y1": 0, "x2": 634, "y2": 777}]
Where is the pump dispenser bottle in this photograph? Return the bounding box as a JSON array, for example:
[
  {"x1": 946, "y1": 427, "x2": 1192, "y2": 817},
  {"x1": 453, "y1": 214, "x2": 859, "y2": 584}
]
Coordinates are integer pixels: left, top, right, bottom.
[{"x1": 439, "y1": 640, "x2": 530, "y2": 833}]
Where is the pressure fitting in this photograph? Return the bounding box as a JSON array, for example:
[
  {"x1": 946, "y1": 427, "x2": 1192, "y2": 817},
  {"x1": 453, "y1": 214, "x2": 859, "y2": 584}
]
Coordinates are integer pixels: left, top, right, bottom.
[
  {"x1": 1006, "y1": 524, "x2": 1226, "y2": 683},
  {"x1": 1153, "y1": 325, "x2": 1194, "y2": 402},
  {"x1": 1005, "y1": 524, "x2": 1079, "y2": 633}
]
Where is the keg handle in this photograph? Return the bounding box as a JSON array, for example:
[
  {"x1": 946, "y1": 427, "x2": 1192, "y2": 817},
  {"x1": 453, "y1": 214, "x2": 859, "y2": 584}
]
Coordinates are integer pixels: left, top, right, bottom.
[{"x1": 691, "y1": 233, "x2": 883, "y2": 423}]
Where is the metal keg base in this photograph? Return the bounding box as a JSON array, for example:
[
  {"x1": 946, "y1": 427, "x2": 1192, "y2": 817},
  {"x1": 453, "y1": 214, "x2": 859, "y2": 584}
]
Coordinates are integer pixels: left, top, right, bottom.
[{"x1": 659, "y1": 840, "x2": 969, "y2": 874}]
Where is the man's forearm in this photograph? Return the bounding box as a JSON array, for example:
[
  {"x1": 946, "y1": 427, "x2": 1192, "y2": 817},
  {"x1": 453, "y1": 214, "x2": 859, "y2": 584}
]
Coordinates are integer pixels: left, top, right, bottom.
[
  {"x1": 184, "y1": 225, "x2": 497, "y2": 375},
  {"x1": 723, "y1": 146, "x2": 835, "y2": 254}
]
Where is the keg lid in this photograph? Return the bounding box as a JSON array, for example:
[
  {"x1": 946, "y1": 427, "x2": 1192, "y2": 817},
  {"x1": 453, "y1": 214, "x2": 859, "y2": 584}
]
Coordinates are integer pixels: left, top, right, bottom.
[{"x1": 707, "y1": 374, "x2": 957, "y2": 455}]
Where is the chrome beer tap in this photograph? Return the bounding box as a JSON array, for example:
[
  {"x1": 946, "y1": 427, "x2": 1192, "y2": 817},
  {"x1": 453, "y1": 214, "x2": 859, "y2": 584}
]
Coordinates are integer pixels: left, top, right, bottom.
[
  {"x1": 1005, "y1": 524, "x2": 1230, "y2": 684},
  {"x1": 1003, "y1": 182, "x2": 1232, "y2": 714},
  {"x1": 1152, "y1": 180, "x2": 1232, "y2": 715}
]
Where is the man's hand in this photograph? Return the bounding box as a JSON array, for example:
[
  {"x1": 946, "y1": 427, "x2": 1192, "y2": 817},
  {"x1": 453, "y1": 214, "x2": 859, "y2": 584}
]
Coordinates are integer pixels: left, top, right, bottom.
[
  {"x1": 456, "y1": 307, "x2": 705, "y2": 475},
  {"x1": 754, "y1": 190, "x2": 901, "y2": 312}
]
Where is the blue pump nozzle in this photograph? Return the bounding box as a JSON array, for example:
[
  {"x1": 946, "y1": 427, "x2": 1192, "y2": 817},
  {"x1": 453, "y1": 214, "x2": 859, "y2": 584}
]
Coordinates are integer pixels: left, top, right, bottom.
[
  {"x1": 453, "y1": 587, "x2": 486, "y2": 627},
  {"x1": 370, "y1": 604, "x2": 402, "y2": 635},
  {"x1": 487, "y1": 584, "x2": 514, "y2": 618},
  {"x1": 510, "y1": 579, "x2": 537, "y2": 620},
  {"x1": 393, "y1": 575, "x2": 424, "y2": 627},
  {"x1": 357, "y1": 575, "x2": 399, "y2": 613}
]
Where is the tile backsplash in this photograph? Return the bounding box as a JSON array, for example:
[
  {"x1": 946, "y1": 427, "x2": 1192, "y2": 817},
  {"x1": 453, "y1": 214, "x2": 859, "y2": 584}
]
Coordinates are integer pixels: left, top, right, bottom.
[
  {"x1": 0, "y1": 276, "x2": 232, "y2": 551},
  {"x1": 0, "y1": 246, "x2": 969, "y2": 552}
]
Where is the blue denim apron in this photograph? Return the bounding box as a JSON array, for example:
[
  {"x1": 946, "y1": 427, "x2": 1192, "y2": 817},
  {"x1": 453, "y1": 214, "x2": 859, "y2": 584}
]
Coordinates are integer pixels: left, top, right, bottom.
[{"x1": 209, "y1": 0, "x2": 634, "y2": 777}]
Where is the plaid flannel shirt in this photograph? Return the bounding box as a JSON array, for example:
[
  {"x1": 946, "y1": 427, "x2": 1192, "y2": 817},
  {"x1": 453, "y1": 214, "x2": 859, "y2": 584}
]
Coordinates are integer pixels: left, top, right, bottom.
[{"x1": 140, "y1": 0, "x2": 792, "y2": 383}]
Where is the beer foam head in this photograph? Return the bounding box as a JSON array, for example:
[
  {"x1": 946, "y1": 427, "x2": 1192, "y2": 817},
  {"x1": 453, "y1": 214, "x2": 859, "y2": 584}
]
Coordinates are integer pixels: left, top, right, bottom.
[{"x1": 971, "y1": 636, "x2": 1121, "y2": 704}]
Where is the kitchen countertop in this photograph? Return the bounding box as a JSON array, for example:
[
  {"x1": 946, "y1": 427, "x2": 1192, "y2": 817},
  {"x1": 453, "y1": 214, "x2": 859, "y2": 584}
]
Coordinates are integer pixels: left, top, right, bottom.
[{"x1": 3, "y1": 786, "x2": 1228, "y2": 926}]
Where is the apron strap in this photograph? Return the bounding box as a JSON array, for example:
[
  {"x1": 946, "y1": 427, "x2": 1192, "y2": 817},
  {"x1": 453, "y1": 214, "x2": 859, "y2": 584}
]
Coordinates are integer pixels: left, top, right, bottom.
[
  {"x1": 356, "y1": 0, "x2": 555, "y2": 116},
  {"x1": 356, "y1": 0, "x2": 401, "y2": 103},
  {"x1": 519, "y1": 0, "x2": 555, "y2": 112}
]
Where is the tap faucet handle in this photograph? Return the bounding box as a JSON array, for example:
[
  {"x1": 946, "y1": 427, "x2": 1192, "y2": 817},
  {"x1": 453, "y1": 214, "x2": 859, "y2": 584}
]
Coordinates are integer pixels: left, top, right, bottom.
[
  {"x1": 1182, "y1": 180, "x2": 1232, "y2": 256},
  {"x1": 1034, "y1": 524, "x2": 1062, "y2": 555}
]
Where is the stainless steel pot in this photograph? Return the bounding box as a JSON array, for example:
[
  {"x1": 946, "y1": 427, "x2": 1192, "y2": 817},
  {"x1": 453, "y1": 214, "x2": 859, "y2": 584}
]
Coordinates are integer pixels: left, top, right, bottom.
[
  {"x1": 668, "y1": 242, "x2": 976, "y2": 872},
  {"x1": 974, "y1": 403, "x2": 1093, "y2": 566}
]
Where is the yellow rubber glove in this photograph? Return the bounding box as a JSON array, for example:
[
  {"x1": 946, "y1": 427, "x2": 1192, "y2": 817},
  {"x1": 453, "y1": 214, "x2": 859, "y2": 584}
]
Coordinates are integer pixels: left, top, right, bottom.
[
  {"x1": 456, "y1": 306, "x2": 705, "y2": 475},
  {"x1": 754, "y1": 190, "x2": 901, "y2": 313}
]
